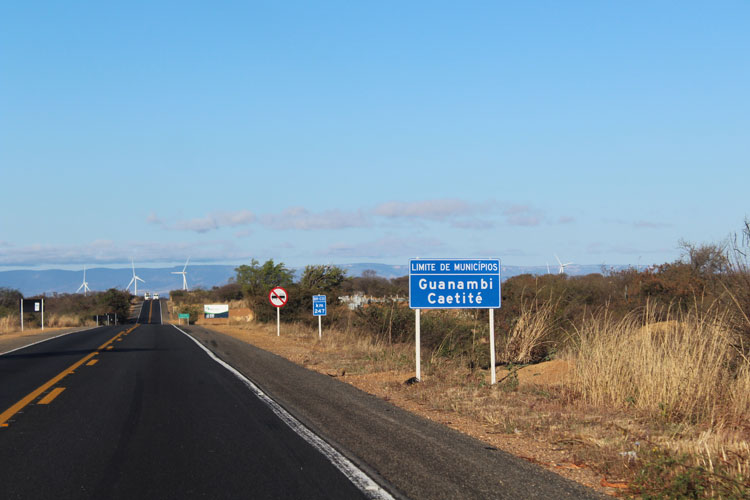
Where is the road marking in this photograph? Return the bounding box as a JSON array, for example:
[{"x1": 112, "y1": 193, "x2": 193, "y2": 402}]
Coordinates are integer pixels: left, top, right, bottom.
[
  {"x1": 86, "y1": 359, "x2": 98, "y2": 366},
  {"x1": 148, "y1": 300, "x2": 153, "y2": 323},
  {"x1": 38, "y1": 387, "x2": 65, "y2": 405},
  {"x1": 106, "y1": 346, "x2": 113, "y2": 350},
  {"x1": 0, "y1": 325, "x2": 139, "y2": 428},
  {"x1": 172, "y1": 325, "x2": 395, "y2": 500}
]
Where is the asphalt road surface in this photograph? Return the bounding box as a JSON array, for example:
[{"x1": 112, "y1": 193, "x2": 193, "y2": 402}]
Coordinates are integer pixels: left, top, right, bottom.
[
  {"x1": 0, "y1": 300, "x2": 605, "y2": 499},
  {"x1": 0, "y1": 300, "x2": 375, "y2": 499}
]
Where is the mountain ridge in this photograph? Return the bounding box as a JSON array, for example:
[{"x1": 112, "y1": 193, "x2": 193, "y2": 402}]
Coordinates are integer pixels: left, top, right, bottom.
[{"x1": 0, "y1": 263, "x2": 630, "y2": 297}]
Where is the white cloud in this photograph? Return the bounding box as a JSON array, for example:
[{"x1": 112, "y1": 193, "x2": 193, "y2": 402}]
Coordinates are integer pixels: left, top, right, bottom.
[
  {"x1": 157, "y1": 210, "x2": 256, "y2": 233},
  {"x1": 374, "y1": 199, "x2": 475, "y2": 220},
  {"x1": 322, "y1": 235, "x2": 445, "y2": 259},
  {"x1": 259, "y1": 207, "x2": 370, "y2": 230},
  {"x1": 0, "y1": 240, "x2": 253, "y2": 267},
  {"x1": 633, "y1": 220, "x2": 671, "y2": 229}
]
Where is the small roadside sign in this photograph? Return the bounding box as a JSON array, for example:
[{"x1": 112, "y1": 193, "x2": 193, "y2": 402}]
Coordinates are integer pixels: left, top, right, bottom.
[
  {"x1": 269, "y1": 287, "x2": 288, "y2": 308},
  {"x1": 178, "y1": 313, "x2": 190, "y2": 319},
  {"x1": 312, "y1": 295, "x2": 327, "y2": 316}
]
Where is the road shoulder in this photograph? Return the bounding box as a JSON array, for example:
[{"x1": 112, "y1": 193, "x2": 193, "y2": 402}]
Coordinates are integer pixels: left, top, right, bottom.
[
  {"x1": 181, "y1": 324, "x2": 606, "y2": 500},
  {"x1": 0, "y1": 327, "x2": 93, "y2": 355}
]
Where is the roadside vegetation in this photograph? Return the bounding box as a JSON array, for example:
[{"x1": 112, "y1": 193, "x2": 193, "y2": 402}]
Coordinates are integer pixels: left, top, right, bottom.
[
  {"x1": 0, "y1": 288, "x2": 133, "y2": 333},
  {"x1": 168, "y1": 220, "x2": 750, "y2": 498}
]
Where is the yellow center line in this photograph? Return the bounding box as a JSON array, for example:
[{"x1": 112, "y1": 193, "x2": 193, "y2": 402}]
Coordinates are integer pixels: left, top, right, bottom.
[
  {"x1": 38, "y1": 387, "x2": 65, "y2": 405},
  {"x1": 0, "y1": 324, "x2": 140, "y2": 427},
  {"x1": 148, "y1": 300, "x2": 153, "y2": 323},
  {"x1": 86, "y1": 359, "x2": 98, "y2": 366}
]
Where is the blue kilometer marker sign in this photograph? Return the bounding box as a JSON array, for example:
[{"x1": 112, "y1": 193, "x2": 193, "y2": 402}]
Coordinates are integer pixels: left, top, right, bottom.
[
  {"x1": 409, "y1": 259, "x2": 501, "y2": 309},
  {"x1": 312, "y1": 295, "x2": 327, "y2": 316}
]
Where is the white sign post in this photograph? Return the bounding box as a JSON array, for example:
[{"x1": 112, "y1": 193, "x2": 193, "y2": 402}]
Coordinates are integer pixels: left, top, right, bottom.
[
  {"x1": 409, "y1": 258, "x2": 501, "y2": 384},
  {"x1": 269, "y1": 287, "x2": 288, "y2": 336}
]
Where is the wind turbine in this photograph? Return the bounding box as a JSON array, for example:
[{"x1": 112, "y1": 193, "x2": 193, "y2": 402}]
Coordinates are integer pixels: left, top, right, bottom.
[
  {"x1": 555, "y1": 254, "x2": 573, "y2": 275},
  {"x1": 172, "y1": 257, "x2": 190, "y2": 291},
  {"x1": 127, "y1": 258, "x2": 145, "y2": 296},
  {"x1": 76, "y1": 266, "x2": 91, "y2": 296}
]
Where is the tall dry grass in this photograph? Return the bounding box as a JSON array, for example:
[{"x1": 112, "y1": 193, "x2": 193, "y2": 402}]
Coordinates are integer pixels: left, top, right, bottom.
[
  {"x1": 0, "y1": 314, "x2": 18, "y2": 333},
  {"x1": 500, "y1": 296, "x2": 558, "y2": 364},
  {"x1": 0, "y1": 313, "x2": 91, "y2": 333},
  {"x1": 569, "y1": 303, "x2": 750, "y2": 426}
]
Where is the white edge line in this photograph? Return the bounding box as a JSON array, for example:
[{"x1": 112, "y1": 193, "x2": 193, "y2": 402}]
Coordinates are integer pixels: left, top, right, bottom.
[
  {"x1": 0, "y1": 326, "x2": 98, "y2": 356},
  {"x1": 172, "y1": 324, "x2": 395, "y2": 500}
]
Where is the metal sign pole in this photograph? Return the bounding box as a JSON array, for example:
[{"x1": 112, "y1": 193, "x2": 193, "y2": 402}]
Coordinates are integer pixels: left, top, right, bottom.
[
  {"x1": 415, "y1": 309, "x2": 421, "y2": 381},
  {"x1": 41, "y1": 299, "x2": 44, "y2": 331},
  {"x1": 20, "y1": 299, "x2": 23, "y2": 332},
  {"x1": 318, "y1": 315, "x2": 322, "y2": 339},
  {"x1": 489, "y1": 308, "x2": 496, "y2": 385},
  {"x1": 277, "y1": 307, "x2": 280, "y2": 337}
]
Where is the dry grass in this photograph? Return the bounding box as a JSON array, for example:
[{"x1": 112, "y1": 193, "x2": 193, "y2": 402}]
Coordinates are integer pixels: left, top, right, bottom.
[
  {"x1": 0, "y1": 313, "x2": 91, "y2": 334},
  {"x1": 0, "y1": 314, "x2": 18, "y2": 334},
  {"x1": 569, "y1": 303, "x2": 749, "y2": 427},
  {"x1": 500, "y1": 295, "x2": 558, "y2": 364}
]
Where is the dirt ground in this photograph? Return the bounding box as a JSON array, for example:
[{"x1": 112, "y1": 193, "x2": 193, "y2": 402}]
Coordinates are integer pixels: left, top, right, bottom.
[{"x1": 204, "y1": 323, "x2": 626, "y2": 497}]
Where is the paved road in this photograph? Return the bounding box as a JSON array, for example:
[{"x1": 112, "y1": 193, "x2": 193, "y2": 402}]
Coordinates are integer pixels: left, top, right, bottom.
[{"x1": 0, "y1": 300, "x2": 376, "y2": 499}]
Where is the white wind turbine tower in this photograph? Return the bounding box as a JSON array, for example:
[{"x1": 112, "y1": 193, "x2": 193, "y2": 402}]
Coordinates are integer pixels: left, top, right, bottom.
[
  {"x1": 127, "y1": 258, "x2": 145, "y2": 296},
  {"x1": 77, "y1": 266, "x2": 91, "y2": 296},
  {"x1": 172, "y1": 257, "x2": 190, "y2": 291},
  {"x1": 555, "y1": 254, "x2": 573, "y2": 275}
]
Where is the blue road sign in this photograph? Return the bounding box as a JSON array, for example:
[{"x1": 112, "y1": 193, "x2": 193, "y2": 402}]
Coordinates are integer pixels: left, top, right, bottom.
[
  {"x1": 312, "y1": 295, "x2": 327, "y2": 316},
  {"x1": 409, "y1": 259, "x2": 501, "y2": 309}
]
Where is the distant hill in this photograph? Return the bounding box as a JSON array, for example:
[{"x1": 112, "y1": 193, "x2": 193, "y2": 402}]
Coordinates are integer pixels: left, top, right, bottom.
[
  {"x1": 0, "y1": 262, "x2": 629, "y2": 297},
  {"x1": 0, "y1": 265, "x2": 237, "y2": 297}
]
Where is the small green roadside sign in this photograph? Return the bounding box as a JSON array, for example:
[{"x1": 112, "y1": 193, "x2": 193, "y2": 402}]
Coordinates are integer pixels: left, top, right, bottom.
[{"x1": 178, "y1": 313, "x2": 190, "y2": 319}]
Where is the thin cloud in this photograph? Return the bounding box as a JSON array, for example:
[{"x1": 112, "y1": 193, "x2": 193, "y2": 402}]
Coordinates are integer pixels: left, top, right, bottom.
[
  {"x1": 322, "y1": 235, "x2": 445, "y2": 259},
  {"x1": 604, "y1": 218, "x2": 672, "y2": 229},
  {"x1": 157, "y1": 210, "x2": 256, "y2": 233},
  {"x1": 586, "y1": 242, "x2": 668, "y2": 255},
  {"x1": 0, "y1": 240, "x2": 253, "y2": 267},
  {"x1": 506, "y1": 215, "x2": 541, "y2": 226},
  {"x1": 451, "y1": 219, "x2": 494, "y2": 229},
  {"x1": 259, "y1": 208, "x2": 370, "y2": 230},
  {"x1": 374, "y1": 199, "x2": 475, "y2": 220},
  {"x1": 634, "y1": 220, "x2": 672, "y2": 229}
]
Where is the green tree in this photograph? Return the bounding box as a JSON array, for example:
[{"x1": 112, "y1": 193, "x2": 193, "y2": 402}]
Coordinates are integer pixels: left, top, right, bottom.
[
  {"x1": 235, "y1": 259, "x2": 294, "y2": 298},
  {"x1": 0, "y1": 287, "x2": 23, "y2": 316},
  {"x1": 98, "y1": 288, "x2": 131, "y2": 322},
  {"x1": 298, "y1": 264, "x2": 347, "y2": 293}
]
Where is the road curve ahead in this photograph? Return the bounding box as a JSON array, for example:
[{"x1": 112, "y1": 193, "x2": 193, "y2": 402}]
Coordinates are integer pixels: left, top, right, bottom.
[{"x1": 0, "y1": 300, "x2": 381, "y2": 499}]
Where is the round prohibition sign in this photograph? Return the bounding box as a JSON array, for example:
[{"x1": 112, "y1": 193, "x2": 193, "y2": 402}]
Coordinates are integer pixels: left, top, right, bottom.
[{"x1": 268, "y1": 287, "x2": 288, "y2": 308}]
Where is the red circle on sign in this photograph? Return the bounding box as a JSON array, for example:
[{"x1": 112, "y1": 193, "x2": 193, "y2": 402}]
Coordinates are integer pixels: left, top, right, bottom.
[{"x1": 268, "y1": 287, "x2": 288, "y2": 308}]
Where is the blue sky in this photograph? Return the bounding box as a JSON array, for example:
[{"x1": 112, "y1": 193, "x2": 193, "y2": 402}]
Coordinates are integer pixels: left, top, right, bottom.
[{"x1": 1, "y1": 2, "x2": 748, "y2": 270}]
